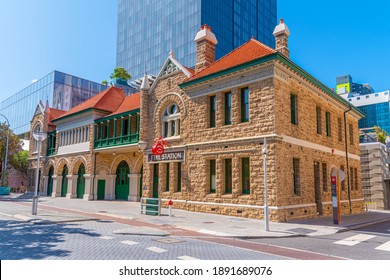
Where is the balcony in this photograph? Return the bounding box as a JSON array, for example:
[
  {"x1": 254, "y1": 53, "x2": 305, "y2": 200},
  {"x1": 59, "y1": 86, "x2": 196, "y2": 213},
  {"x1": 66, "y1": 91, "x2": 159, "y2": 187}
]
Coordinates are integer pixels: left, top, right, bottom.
[
  {"x1": 94, "y1": 133, "x2": 139, "y2": 149},
  {"x1": 94, "y1": 110, "x2": 139, "y2": 149}
]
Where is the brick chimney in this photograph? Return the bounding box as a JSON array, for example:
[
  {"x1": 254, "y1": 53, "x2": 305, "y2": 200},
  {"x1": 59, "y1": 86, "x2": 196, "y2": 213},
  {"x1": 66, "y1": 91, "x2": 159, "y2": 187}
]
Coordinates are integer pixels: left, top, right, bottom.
[
  {"x1": 273, "y1": 18, "x2": 290, "y2": 58},
  {"x1": 194, "y1": 24, "x2": 218, "y2": 73}
]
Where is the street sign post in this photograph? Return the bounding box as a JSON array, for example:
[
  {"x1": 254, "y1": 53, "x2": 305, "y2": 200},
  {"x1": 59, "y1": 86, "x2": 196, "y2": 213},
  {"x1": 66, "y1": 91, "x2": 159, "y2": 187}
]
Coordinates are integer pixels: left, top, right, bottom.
[{"x1": 331, "y1": 175, "x2": 340, "y2": 224}]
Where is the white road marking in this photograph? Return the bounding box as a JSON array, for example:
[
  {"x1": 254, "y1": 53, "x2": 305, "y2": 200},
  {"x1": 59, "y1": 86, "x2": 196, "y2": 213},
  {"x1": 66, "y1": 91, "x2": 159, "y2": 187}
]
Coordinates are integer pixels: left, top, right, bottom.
[
  {"x1": 198, "y1": 229, "x2": 232, "y2": 236},
  {"x1": 146, "y1": 246, "x2": 167, "y2": 253},
  {"x1": 375, "y1": 241, "x2": 390, "y2": 252},
  {"x1": 99, "y1": 236, "x2": 114, "y2": 240},
  {"x1": 178, "y1": 255, "x2": 200, "y2": 260},
  {"x1": 121, "y1": 241, "x2": 139, "y2": 245},
  {"x1": 334, "y1": 234, "x2": 376, "y2": 246}
]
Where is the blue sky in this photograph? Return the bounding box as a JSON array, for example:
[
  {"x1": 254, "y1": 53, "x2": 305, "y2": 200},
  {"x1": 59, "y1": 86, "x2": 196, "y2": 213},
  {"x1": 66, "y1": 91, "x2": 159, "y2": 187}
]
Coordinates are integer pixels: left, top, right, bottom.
[{"x1": 1, "y1": 0, "x2": 389, "y2": 104}]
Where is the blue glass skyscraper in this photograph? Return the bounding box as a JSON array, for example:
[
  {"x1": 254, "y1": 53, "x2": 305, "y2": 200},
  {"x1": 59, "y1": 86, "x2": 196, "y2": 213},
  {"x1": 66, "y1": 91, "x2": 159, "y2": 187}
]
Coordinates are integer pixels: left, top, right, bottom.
[
  {"x1": 342, "y1": 90, "x2": 390, "y2": 134},
  {"x1": 0, "y1": 71, "x2": 107, "y2": 136},
  {"x1": 116, "y1": 0, "x2": 277, "y2": 80}
]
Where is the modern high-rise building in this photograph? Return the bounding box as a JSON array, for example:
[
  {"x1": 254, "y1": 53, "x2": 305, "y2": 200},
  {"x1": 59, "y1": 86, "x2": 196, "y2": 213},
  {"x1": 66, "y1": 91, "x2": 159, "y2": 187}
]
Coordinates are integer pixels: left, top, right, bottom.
[
  {"x1": 341, "y1": 90, "x2": 390, "y2": 134},
  {"x1": 336, "y1": 74, "x2": 374, "y2": 95},
  {"x1": 0, "y1": 70, "x2": 107, "y2": 136},
  {"x1": 116, "y1": 0, "x2": 277, "y2": 80}
]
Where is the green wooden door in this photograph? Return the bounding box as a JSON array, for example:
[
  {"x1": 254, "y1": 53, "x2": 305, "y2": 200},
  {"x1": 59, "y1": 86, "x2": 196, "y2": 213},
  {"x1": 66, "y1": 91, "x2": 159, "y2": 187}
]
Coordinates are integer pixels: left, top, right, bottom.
[
  {"x1": 61, "y1": 165, "x2": 68, "y2": 197},
  {"x1": 47, "y1": 166, "x2": 54, "y2": 196},
  {"x1": 76, "y1": 164, "x2": 86, "y2": 199},
  {"x1": 153, "y1": 164, "x2": 159, "y2": 198},
  {"x1": 115, "y1": 161, "x2": 129, "y2": 200},
  {"x1": 97, "y1": 180, "x2": 105, "y2": 200}
]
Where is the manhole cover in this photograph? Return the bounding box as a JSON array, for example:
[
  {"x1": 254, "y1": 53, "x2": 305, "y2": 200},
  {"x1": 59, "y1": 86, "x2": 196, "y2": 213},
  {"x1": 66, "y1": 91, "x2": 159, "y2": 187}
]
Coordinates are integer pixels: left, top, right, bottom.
[{"x1": 155, "y1": 238, "x2": 185, "y2": 244}]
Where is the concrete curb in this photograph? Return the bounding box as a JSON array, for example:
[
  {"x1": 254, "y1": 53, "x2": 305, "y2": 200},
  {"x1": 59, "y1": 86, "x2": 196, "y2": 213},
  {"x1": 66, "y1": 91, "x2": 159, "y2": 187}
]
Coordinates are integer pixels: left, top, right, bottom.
[{"x1": 335, "y1": 217, "x2": 390, "y2": 233}]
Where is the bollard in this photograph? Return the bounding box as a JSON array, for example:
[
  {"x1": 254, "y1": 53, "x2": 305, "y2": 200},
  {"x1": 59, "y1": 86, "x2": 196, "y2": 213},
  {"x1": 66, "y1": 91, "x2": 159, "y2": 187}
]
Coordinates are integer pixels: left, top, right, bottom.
[{"x1": 168, "y1": 200, "x2": 173, "y2": 217}]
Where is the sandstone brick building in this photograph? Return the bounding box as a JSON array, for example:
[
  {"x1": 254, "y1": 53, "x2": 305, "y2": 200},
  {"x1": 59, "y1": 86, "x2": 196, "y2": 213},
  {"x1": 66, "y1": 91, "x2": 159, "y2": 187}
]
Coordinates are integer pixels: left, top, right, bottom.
[{"x1": 29, "y1": 20, "x2": 365, "y2": 221}]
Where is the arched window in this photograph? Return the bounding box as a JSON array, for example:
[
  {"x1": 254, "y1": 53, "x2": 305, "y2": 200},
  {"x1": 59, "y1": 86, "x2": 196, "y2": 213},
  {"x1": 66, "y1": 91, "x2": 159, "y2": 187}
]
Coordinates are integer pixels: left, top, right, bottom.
[{"x1": 162, "y1": 104, "x2": 180, "y2": 138}]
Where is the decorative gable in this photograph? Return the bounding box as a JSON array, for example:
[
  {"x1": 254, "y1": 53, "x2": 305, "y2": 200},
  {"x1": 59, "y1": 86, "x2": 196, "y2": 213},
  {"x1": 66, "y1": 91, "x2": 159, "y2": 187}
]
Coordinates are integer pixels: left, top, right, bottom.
[
  {"x1": 150, "y1": 51, "x2": 193, "y2": 93},
  {"x1": 161, "y1": 59, "x2": 179, "y2": 77},
  {"x1": 33, "y1": 101, "x2": 45, "y2": 118}
]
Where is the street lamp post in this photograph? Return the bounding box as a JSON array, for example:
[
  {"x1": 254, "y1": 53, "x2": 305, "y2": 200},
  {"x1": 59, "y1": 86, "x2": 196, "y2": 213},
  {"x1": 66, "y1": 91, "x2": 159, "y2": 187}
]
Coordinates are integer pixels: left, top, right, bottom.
[
  {"x1": 0, "y1": 114, "x2": 9, "y2": 187},
  {"x1": 263, "y1": 137, "x2": 269, "y2": 231},
  {"x1": 32, "y1": 131, "x2": 47, "y2": 215}
]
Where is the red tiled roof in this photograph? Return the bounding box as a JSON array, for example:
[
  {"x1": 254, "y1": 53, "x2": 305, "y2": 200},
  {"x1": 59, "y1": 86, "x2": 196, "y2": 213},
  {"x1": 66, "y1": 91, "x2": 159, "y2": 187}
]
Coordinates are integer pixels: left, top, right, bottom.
[
  {"x1": 105, "y1": 92, "x2": 141, "y2": 118},
  {"x1": 187, "y1": 38, "x2": 276, "y2": 82},
  {"x1": 47, "y1": 108, "x2": 66, "y2": 127},
  {"x1": 53, "y1": 87, "x2": 126, "y2": 121},
  {"x1": 184, "y1": 66, "x2": 195, "y2": 75}
]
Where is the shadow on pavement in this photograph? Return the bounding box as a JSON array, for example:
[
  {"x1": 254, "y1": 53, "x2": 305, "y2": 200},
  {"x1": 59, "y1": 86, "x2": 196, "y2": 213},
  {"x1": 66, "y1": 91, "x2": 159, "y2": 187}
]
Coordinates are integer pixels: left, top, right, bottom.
[{"x1": 0, "y1": 220, "x2": 100, "y2": 260}]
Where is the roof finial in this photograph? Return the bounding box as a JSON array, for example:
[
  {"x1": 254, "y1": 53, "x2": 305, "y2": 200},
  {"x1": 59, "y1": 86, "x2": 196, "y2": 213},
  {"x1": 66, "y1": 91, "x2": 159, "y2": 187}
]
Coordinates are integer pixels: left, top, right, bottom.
[{"x1": 169, "y1": 49, "x2": 174, "y2": 57}]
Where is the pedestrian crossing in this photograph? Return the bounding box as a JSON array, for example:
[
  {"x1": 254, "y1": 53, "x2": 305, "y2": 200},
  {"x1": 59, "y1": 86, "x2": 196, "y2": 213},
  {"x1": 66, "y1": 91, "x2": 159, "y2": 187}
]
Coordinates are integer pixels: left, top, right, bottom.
[
  {"x1": 334, "y1": 234, "x2": 376, "y2": 246},
  {"x1": 375, "y1": 241, "x2": 390, "y2": 252},
  {"x1": 334, "y1": 234, "x2": 390, "y2": 252},
  {"x1": 105, "y1": 237, "x2": 202, "y2": 259}
]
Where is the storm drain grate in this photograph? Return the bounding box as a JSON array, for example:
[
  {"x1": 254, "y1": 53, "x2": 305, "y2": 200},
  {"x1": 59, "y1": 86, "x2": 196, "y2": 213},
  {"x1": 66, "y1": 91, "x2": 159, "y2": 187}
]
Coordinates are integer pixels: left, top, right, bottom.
[{"x1": 202, "y1": 221, "x2": 215, "y2": 224}]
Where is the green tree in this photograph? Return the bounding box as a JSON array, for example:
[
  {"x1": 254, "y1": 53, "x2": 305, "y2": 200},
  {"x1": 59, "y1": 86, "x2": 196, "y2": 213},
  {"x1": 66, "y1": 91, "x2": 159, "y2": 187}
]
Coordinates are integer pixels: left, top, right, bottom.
[
  {"x1": 101, "y1": 80, "x2": 108, "y2": 85},
  {"x1": 0, "y1": 122, "x2": 22, "y2": 183},
  {"x1": 374, "y1": 126, "x2": 387, "y2": 144},
  {"x1": 9, "y1": 150, "x2": 29, "y2": 179},
  {"x1": 109, "y1": 67, "x2": 131, "y2": 81}
]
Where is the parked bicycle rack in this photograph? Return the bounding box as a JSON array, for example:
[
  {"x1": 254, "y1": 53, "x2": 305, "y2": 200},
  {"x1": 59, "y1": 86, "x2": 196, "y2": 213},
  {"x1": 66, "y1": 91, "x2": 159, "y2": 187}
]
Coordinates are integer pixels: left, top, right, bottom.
[{"x1": 140, "y1": 197, "x2": 161, "y2": 216}]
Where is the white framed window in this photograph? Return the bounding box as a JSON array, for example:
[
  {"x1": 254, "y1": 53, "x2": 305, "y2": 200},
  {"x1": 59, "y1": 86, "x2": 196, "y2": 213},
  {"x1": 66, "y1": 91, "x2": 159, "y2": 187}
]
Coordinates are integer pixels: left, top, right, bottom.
[{"x1": 162, "y1": 104, "x2": 180, "y2": 138}]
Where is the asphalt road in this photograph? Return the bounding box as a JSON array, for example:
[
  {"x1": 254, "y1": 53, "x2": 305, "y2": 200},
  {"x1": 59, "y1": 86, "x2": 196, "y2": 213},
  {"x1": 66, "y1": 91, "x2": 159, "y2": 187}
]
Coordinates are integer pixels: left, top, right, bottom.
[{"x1": 247, "y1": 220, "x2": 390, "y2": 260}]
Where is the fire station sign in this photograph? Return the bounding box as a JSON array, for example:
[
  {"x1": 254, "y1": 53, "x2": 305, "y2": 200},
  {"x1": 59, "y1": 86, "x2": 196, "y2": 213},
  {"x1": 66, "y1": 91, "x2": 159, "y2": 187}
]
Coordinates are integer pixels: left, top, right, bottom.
[{"x1": 148, "y1": 151, "x2": 185, "y2": 163}]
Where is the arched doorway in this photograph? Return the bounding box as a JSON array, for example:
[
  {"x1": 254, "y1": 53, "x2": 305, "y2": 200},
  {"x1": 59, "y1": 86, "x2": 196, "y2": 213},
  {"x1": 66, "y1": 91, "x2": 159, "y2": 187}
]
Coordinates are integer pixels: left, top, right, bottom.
[
  {"x1": 61, "y1": 165, "x2": 68, "y2": 197},
  {"x1": 47, "y1": 166, "x2": 54, "y2": 196},
  {"x1": 115, "y1": 161, "x2": 129, "y2": 200},
  {"x1": 76, "y1": 164, "x2": 86, "y2": 199}
]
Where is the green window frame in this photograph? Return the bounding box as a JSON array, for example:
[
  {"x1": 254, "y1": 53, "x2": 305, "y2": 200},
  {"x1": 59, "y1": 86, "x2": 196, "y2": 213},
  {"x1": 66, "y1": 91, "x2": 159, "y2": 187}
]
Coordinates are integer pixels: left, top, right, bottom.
[
  {"x1": 325, "y1": 111, "x2": 331, "y2": 137},
  {"x1": 225, "y1": 158, "x2": 232, "y2": 194},
  {"x1": 349, "y1": 124, "x2": 354, "y2": 145},
  {"x1": 165, "y1": 163, "x2": 170, "y2": 192},
  {"x1": 240, "y1": 87, "x2": 249, "y2": 122},
  {"x1": 210, "y1": 96, "x2": 216, "y2": 128},
  {"x1": 210, "y1": 159, "x2": 216, "y2": 193},
  {"x1": 290, "y1": 94, "x2": 298, "y2": 125},
  {"x1": 293, "y1": 158, "x2": 300, "y2": 195},
  {"x1": 338, "y1": 117, "x2": 343, "y2": 142},
  {"x1": 177, "y1": 162, "x2": 182, "y2": 192},
  {"x1": 224, "y1": 92, "x2": 232, "y2": 125},
  {"x1": 322, "y1": 162, "x2": 328, "y2": 191},
  {"x1": 241, "y1": 158, "x2": 250, "y2": 194},
  {"x1": 316, "y1": 106, "x2": 322, "y2": 134}
]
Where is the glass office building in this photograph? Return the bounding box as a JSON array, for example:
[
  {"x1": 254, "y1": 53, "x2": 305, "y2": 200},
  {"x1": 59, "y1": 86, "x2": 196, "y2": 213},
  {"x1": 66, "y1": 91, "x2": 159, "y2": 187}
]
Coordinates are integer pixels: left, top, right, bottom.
[
  {"x1": 342, "y1": 90, "x2": 390, "y2": 134},
  {"x1": 0, "y1": 71, "x2": 107, "y2": 136},
  {"x1": 117, "y1": 0, "x2": 277, "y2": 80}
]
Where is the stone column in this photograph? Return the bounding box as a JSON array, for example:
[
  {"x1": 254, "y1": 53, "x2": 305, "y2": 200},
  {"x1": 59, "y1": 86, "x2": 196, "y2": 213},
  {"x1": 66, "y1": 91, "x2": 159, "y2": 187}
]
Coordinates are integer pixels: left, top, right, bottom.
[
  {"x1": 128, "y1": 173, "x2": 141, "y2": 202},
  {"x1": 105, "y1": 175, "x2": 116, "y2": 200},
  {"x1": 42, "y1": 176, "x2": 49, "y2": 196},
  {"x1": 52, "y1": 175, "x2": 61, "y2": 197},
  {"x1": 83, "y1": 174, "x2": 93, "y2": 201},
  {"x1": 66, "y1": 175, "x2": 77, "y2": 199}
]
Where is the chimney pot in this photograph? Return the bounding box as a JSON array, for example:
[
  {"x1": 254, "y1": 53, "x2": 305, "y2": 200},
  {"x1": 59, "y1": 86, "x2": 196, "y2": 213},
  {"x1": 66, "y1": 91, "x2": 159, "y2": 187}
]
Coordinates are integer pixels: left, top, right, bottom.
[{"x1": 194, "y1": 24, "x2": 218, "y2": 73}]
